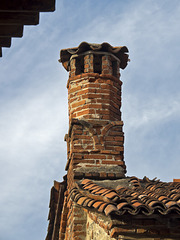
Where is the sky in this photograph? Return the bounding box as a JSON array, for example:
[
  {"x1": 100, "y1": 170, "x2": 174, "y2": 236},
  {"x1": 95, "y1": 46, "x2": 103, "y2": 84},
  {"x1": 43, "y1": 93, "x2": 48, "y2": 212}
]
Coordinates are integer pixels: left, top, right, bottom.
[{"x1": 0, "y1": 0, "x2": 180, "y2": 239}]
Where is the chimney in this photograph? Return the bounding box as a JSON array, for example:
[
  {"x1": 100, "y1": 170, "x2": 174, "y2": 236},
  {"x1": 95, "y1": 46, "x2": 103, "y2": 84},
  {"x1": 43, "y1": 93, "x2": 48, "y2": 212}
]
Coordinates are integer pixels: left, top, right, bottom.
[{"x1": 60, "y1": 42, "x2": 129, "y2": 189}]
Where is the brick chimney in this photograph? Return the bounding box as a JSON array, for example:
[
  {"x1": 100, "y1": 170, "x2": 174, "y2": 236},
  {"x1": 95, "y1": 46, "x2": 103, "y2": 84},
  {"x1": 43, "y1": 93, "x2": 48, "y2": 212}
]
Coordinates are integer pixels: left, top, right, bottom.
[{"x1": 59, "y1": 42, "x2": 129, "y2": 189}]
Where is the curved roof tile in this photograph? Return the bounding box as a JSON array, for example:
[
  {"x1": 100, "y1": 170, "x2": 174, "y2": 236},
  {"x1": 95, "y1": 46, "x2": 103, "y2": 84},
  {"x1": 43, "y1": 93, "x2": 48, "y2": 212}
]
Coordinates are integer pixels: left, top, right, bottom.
[
  {"x1": 70, "y1": 177, "x2": 180, "y2": 218},
  {"x1": 60, "y1": 42, "x2": 129, "y2": 70}
]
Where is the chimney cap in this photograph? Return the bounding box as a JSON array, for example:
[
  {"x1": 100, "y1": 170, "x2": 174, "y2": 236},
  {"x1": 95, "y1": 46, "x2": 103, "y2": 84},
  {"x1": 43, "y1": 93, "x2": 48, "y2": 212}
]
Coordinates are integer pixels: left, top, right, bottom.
[{"x1": 59, "y1": 42, "x2": 129, "y2": 71}]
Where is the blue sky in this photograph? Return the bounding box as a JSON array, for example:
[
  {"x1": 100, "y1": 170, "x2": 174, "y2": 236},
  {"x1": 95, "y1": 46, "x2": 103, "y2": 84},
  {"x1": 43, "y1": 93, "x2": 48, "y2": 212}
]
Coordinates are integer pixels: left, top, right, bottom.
[{"x1": 0, "y1": 0, "x2": 180, "y2": 239}]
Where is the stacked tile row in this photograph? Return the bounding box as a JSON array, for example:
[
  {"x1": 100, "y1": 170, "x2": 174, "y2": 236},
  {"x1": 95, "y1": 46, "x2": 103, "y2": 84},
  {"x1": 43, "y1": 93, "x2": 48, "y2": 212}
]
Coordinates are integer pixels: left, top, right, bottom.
[{"x1": 70, "y1": 177, "x2": 180, "y2": 217}]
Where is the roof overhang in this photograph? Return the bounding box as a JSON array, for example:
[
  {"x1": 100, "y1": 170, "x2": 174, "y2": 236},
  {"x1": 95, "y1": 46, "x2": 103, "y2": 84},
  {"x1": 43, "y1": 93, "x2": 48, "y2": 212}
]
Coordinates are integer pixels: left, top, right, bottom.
[{"x1": 0, "y1": 0, "x2": 55, "y2": 57}]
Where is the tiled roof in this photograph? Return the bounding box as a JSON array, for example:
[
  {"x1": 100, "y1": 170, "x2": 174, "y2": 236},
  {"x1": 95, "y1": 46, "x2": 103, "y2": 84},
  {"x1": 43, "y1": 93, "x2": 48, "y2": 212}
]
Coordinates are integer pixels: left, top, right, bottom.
[
  {"x1": 45, "y1": 180, "x2": 66, "y2": 240},
  {"x1": 0, "y1": 0, "x2": 55, "y2": 57},
  {"x1": 60, "y1": 42, "x2": 129, "y2": 70},
  {"x1": 70, "y1": 177, "x2": 180, "y2": 217}
]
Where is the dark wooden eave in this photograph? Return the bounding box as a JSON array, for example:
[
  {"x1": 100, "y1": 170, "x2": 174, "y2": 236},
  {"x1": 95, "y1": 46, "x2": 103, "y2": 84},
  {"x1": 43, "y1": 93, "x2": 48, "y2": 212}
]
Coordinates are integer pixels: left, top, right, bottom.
[{"x1": 0, "y1": 0, "x2": 55, "y2": 57}]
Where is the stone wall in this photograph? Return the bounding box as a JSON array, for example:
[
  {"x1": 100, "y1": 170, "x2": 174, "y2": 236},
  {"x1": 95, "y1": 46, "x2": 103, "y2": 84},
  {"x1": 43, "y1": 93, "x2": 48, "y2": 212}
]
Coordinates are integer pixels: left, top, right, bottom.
[{"x1": 86, "y1": 213, "x2": 116, "y2": 240}]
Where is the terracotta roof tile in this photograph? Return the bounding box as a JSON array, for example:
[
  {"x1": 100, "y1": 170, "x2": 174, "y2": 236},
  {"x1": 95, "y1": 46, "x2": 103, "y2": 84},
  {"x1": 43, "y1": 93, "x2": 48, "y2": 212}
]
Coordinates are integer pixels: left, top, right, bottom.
[
  {"x1": 81, "y1": 179, "x2": 91, "y2": 185},
  {"x1": 104, "y1": 204, "x2": 118, "y2": 215},
  {"x1": 95, "y1": 188, "x2": 110, "y2": 195},
  {"x1": 92, "y1": 201, "x2": 104, "y2": 209},
  {"x1": 69, "y1": 177, "x2": 180, "y2": 218},
  {"x1": 77, "y1": 196, "x2": 89, "y2": 206},
  {"x1": 104, "y1": 191, "x2": 119, "y2": 200},
  {"x1": 87, "y1": 199, "x2": 96, "y2": 207},
  {"x1": 82, "y1": 198, "x2": 92, "y2": 207},
  {"x1": 98, "y1": 203, "x2": 109, "y2": 213}
]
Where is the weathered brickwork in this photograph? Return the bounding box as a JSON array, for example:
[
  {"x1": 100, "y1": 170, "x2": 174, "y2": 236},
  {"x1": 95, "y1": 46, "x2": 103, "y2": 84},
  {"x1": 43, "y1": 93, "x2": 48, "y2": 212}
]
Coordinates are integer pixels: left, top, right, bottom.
[
  {"x1": 65, "y1": 118, "x2": 126, "y2": 190},
  {"x1": 63, "y1": 199, "x2": 87, "y2": 240},
  {"x1": 63, "y1": 52, "x2": 127, "y2": 190},
  {"x1": 86, "y1": 212, "x2": 116, "y2": 240},
  {"x1": 68, "y1": 73, "x2": 122, "y2": 121}
]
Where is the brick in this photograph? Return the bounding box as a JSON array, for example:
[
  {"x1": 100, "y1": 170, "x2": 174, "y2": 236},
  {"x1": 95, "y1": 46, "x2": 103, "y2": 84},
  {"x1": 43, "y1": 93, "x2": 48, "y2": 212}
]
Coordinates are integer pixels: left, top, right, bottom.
[
  {"x1": 108, "y1": 130, "x2": 122, "y2": 136},
  {"x1": 69, "y1": 96, "x2": 81, "y2": 103},
  {"x1": 100, "y1": 150, "x2": 113, "y2": 154},
  {"x1": 71, "y1": 100, "x2": 86, "y2": 108},
  {"x1": 69, "y1": 85, "x2": 82, "y2": 94},
  {"x1": 96, "y1": 98, "x2": 110, "y2": 104},
  {"x1": 105, "y1": 140, "x2": 120, "y2": 145},
  {"x1": 76, "y1": 88, "x2": 89, "y2": 95},
  {"x1": 115, "y1": 155, "x2": 123, "y2": 160},
  {"x1": 72, "y1": 130, "x2": 83, "y2": 135},
  {"x1": 102, "y1": 160, "x2": 124, "y2": 165},
  {"x1": 71, "y1": 105, "x2": 100, "y2": 114},
  {"x1": 72, "y1": 231, "x2": 86, "y2": 237},
  {"x1": 84, "y1": 154, "x2": 105, "y2": 159},
  {"x1": 78, "y1": 135, "x2": 92, "y2": 140},
  {"x1": 114, "y1": 146, "x2": 124, "y2": 151},
  {"x1": 76, "y1": 109, "x2": 95, "y2": 117},
  {"x1": 84, "y1": 103, "x2": 102, "y2": 109},
  {"x1": 73, "y1": 237, "x2": 83, "y2": 240},
  {"x1": 96, "y1": 109, "x2": 110, "y2": 115},
  {"x1": 84, "y1": 64, "x2": 89, "y2": 69},
  {"x1": 73, "y1": 219, "x2": 86, "y2": 224},
  {"x1": 73, "y1": 160, "x2": 95, "y2": 164},
  {"x1": 100, "y1": 172, "x2": 107, "y2": 178},
  {"x1": 96, "y1": 160, "x2": 100, "y2": 164},
  {"x1": 114, "y1": 136, "x2": 124, "y2": 141},
  {"x1": 84, "y1": 83, "x2": 100, "y2": 88},
  {"x1": 102, "y1": 115, "x2": 111, "y2": 120}
]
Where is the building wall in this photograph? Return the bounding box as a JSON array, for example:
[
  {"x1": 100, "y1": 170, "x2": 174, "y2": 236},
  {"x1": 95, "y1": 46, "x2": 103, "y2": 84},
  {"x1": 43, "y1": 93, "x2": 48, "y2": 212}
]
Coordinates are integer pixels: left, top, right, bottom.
[
  {"x1": 86, "y1": 214, "x2": 116, "y2": 240},
  {"x1": 63, "y1": 201, "x2": 87, "y2": 240}
]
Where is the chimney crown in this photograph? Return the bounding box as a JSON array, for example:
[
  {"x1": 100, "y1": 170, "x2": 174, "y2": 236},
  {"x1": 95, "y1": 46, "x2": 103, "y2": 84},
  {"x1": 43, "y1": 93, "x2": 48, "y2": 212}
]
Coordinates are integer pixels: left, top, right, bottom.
[{"x1": 59, "y1": 41, "x2": 129, "y2": 71}]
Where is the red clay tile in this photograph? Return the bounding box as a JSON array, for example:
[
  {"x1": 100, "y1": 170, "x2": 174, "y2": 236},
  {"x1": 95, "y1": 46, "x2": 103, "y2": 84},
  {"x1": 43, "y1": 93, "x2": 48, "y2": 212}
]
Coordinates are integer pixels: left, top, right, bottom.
[
  {"x1": 92, "y1": 201, "x2": 103, "y2": 209},
  {"x1": 104, "y1": 204, "x2": 118, "y2": 216},
  {"x1": 77, "y1": 196, "x2": 88, "y2": 205},
  {"x1": 132, "y1": 201, "x2": 143, "y2": 208},
  {"x1": 87, "y1": 199, "x2": 96, "y2": 207},
  {"x1": 83, "y1": 198, "x2": 92, "y2": 207},
  {"x1": 83, "y1": 183, "x2": 96, "y2": 190},
  {"x1": 81, "y1": 179, "x2": 92, "y2": 185},
  {"x1": 91, "y1": 187, "x2": 104, "y2": 195},
  {"x1": 100, "y1": 189, "x2": 112, "y2": 196},
  {"x1": 117, "y1": 202, "x2": 131, "y2": 210},
  {"x1": 98, "y1": 203, "x2": 108, "y2": 213},
  {"x1": 158, "y1": 195, "x2": 167, "y2": 201},
  {"x1": 173, "y1": 179, "x2": 180, "y2": 183},
  {"x1": 70, "y1": 177, "x2": 180, "y2": 217},
  {"x1": 96, "y1": 188, "x2": 110, "y2": 195},
  {"x1": 90, "y1": 186, "x2": 102, "y2": 194},
  {"x1": 104, "y1": 191, "x2": 119, "y2": 200},
  {"x1": 165, "y1": 200, "x2": 177, "y2": 208}
]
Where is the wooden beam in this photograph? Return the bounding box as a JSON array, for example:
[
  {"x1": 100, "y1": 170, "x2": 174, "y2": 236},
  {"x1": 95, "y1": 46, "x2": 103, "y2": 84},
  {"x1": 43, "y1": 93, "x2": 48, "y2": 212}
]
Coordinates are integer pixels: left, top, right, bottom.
[
  {"x1": 0, "y1": 0, "x2": 55, "y2": 12},
  {"x1": 0, "y1": 37, "x2": 11, "y2": 47},
  {"x1": 0, "y1": 12, "x2": 39, "y2": 25},
  {"x1": 0, "y1": 25, "x2": 23, "y2": 37}
]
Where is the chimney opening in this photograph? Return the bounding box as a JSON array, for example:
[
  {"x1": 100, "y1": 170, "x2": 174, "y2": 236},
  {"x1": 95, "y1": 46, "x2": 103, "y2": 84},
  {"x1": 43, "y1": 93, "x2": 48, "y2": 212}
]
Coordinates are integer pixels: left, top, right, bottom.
[
  {"x1": 112, "y1": 60, "x2": 118, "y2": 77},
  {"x1": 75, "y1": 56, "x2": 84, "y2": 75},
  {"x1": 93, "y1": 54, "x2": 102, "y2": 74}
]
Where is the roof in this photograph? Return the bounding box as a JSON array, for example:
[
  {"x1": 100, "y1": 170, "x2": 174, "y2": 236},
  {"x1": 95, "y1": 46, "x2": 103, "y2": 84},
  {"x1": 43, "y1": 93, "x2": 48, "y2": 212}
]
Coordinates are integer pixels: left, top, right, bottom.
[
  {"x1": 0, "y1": 0, "x2": 55, "y2": 57},
  {"x1": 45, "y1": 180, "x2": 66, "y2": 240},
  {"x1": 60, "y1": 42, "x2": 129, "y2": 70},
  {"x1": 70, "y1": 176, "x2": 180, "y2": 217},
  {"x1": 46, "y1": 176, "x2": 180, "y2": 239}
]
